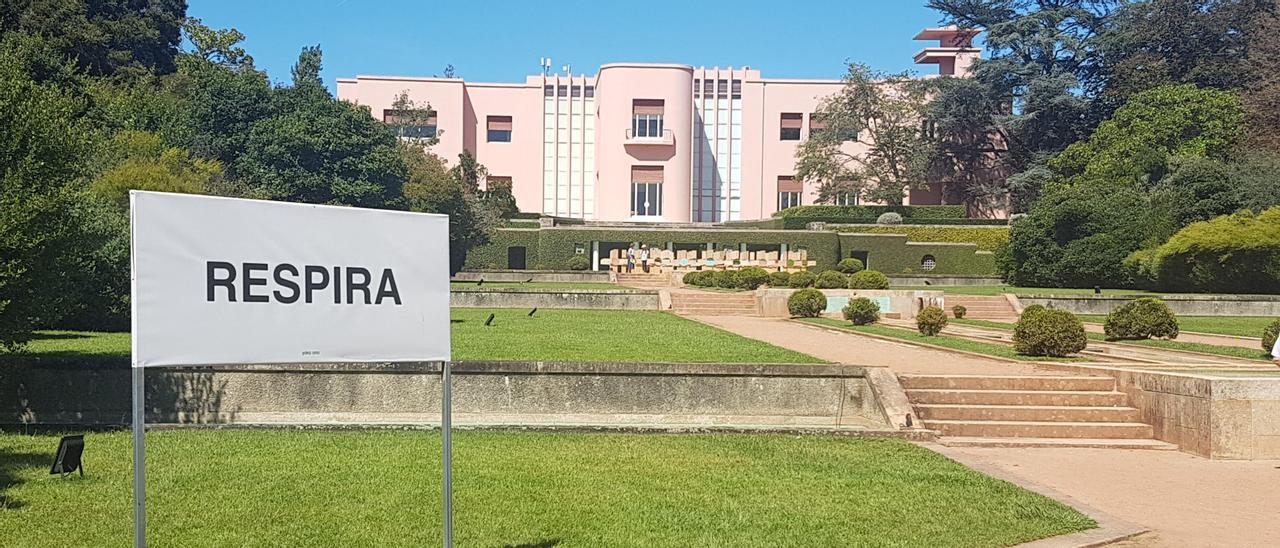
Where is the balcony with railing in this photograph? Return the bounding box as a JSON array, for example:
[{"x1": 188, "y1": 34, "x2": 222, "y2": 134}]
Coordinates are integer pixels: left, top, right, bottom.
[{"x1": 625, "y1": 125, "x2": 674, "y2": 145}]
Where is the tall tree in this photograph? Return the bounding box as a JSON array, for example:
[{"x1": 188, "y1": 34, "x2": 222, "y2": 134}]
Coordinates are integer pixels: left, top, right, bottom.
[
  {"x1": 923, "y1": 76, "x2": 1014, "y2": 215},
  {"x1": 795, "y1": 64, "x2": 934, "y2": 206},
  {"x1": 1096, "y1": 0, "x2": 1269, "y2": 104},
  {"x1": 0, "y1": 0, "x2": 187, "y2": 80},
  {"x1": 1242, "y1": 5, "x2": 1280, "y2": 152}
]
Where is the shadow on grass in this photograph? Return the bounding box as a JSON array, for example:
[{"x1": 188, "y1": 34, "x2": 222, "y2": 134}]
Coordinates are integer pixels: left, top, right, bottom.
[
  {"x1": 0, "y1": 446, "x2": 51, "y2": 510},
  {"x1": 28, "y1": 333, "x2": 91, "y2": 341},
  {"x1": 504, "y1": 540, "x2": 561, "y2": 548}
]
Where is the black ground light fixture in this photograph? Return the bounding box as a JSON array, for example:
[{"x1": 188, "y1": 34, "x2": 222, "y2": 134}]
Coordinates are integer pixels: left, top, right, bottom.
[
  {"x1": 528, "y1": 307, "x2": 538, "y2": 317},
  {"x1": 484, "y1": 313, "x2": 495, "y2": 326},
  {"x1": 1094, "y1": 286, "x2": 1102, "y2": 295},
  {"x1": 50, "y1": 435, "x2": 85, "y2": 478},
  {"x1": 476, "y1": 278, "x2": 484, "y2": 286},
  {"x1": 524, "y1": 277, "x2": 534, "y2": 284}
]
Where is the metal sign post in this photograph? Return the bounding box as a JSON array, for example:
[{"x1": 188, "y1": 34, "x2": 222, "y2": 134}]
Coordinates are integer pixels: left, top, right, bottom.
[
  {"x1": 442, "y1": 360, "x2": 453, "y2": 547},
  {"x1": 132, "y1": 365, "x2": 146, "y2": 547}
]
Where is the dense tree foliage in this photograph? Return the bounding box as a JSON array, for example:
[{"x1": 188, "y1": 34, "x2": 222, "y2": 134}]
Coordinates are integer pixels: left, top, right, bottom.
[{"x1": 796, "y1": 64, "x2": 934, "y2": 206}]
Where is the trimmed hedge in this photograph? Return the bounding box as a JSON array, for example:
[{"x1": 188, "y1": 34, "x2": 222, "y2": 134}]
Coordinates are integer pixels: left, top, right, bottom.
[
  {"x1": 788, "y1": 289, "x2": 827, "y2": 318},
  {"x1": 737, "y1": 267, "x2": 770, "y2": 290},
  {"x1": 567, "y1": 255, "x2": 590, "y2": 270},
  {"x1": 876, "y1": 212, "x2": 903, "y2": 225},
  {"x1": 791, "y1": 217, "x2": 1008, "y2": 228},
  {"x1": 837, "y1": 258, "x2": 865, "y2": 273},
  {"x1": 775, "y1": 205, "x2": 967, "y2": 219},
  {"x1": 788, "y1": 271, "x2": 817, "y2": 288},
  {"x1": 848, "y1": 270, "x2": 891, "y2": 290},
  {"x1": 463, "y1": 226, "x2": 1000, "y2": 276},
  {"x1": 1104, "y1": 298, "x2": 1180, "y2": 340},
  {"x1": 843, "y1": 297, "x2": 880, "y2": 325},
  {"x1": 952, "y1": 305, "x2": 967, "y2": 319},
  {"x1": 1013, "y1": 309, "x2": 1088, "y2": 357},
  {"x1": 1150, "y1": 207, "x2": 1280, "y2": 294},
  {"x1": 1263, "y1": 319, "x2": 1280, "y2": 354},
  {"x1": 836, "y1": 226, "x2": 1010, "y2": 252},
  {"x1": 767, "y1": 271, "x2": 791, "y2": 287},
  {"x1": 916, "y1": 306, "x2": 948, "y2": 336},
  {"x1": 815, "y1": 270, "x2": 849, "y2": 289}
]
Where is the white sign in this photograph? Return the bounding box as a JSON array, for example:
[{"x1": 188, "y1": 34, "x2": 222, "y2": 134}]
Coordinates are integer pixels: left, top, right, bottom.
[{"x1": 130, "y1": 191, "x2": 451, "y2": 367}]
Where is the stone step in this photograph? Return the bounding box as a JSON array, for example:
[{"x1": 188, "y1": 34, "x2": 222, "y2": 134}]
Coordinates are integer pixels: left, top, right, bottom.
[
  {"x1": 899, "y1": 375, "x2": 1115, "y2": 392},
  {"x1": 916, "y1": 404, "x2": 1141, "y2": 422},
  {"x1": 922, "y1": 419, "x2": 1154, "y2": 439},
  {"x1": 672, "y1": 308, "x2": 758, "y2": 316},
  {"x1": 938, "y1": 437, "x2": 1178, "y2": 450},
  {"x1": 906, "y1": 389, "x2": 1129, "y2": 406},
  {"x1": 672, "y1": 294, "x2": 757, "y2": 301}
]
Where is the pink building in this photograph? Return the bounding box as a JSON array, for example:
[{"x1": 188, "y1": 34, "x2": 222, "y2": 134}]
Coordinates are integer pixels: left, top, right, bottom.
[{"x1": 337, "y1": 27, "x2": 980, "y2": 222}]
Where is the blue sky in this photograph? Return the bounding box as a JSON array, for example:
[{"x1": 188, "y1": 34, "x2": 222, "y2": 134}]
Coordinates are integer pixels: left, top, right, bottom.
[{"x1": 188, "y1": 1, "x2": 953, "y2": 90}]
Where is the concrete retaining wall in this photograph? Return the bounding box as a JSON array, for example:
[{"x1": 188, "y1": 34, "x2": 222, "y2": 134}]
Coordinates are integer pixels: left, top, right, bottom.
[
  {"x1": 1109, "y1": 368, "x2": 1280, "y2": 459},
  {"x1": 757, "y1": 289, "x2": 944, "y2": 320},
  {"x1": 888, "y1": 275, "x2": 1004, "y2": 286},
  {"x1": 1019, "y1": 294, "x2": 1280, "y2": 316},
  {"x1": 1, "y1": 362, "x2": 904, "y2": 431},
  {"x1": 450, "y1": 289, "x2": 660, "y2": 310},
  {"x1": 454, "y1": 270, "x2": 611, "y2": 283}
]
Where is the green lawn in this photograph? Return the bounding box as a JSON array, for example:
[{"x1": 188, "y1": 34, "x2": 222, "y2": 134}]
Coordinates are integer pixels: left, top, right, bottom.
[
  {"x1": 953, "y1": 319, "x2": 1272, "y2": 362},
  {"x1": 800, "y1": 318, "x2": 1086, "y2": 362},
  {"x1": 452, "y1": 309, "x2": 820, "y2": 363},
  {"x1": 450, "y1": 281, "x2": 619, "y2": 290},
  {"x1": 0, "y1": 430, "x2": 1095, "y2": 547},
  {"x1": 1079, "y1": 315, "x2": 1274, "y2": 339},
  {"x1": 3, "y1": 310, "x2": 818, "y2": 365}
]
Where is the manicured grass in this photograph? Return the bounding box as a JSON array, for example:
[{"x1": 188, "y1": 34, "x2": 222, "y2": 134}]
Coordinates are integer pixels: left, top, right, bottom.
[
  {"x1": 953, "y1": 319, "x2": 1271, "y2": 362},
  {"x1": 0, "y1": 430, "x2": 1095, "y2": 546},
  {"x1": 450, "y1": 281, "x2": 619, "y2": 290},
  {"x1": 453, "y1": 309, "x2": 821, "y2": 363},
  {"x1": 2, "y1": 310, "x2": 819, "y2": 365},
  {"x1": 1079, "y1": 315, "x2": 1274, "y2": 339},
  {"x1": 800, "y1": 318, "x2": 1086, "y2": 362}
]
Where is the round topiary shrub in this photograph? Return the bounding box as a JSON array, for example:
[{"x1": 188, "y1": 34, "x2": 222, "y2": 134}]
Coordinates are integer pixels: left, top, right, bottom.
[
  {"x1": 1104, "y1": 297, "x2": 1179, "y2": 340},
  {"x1": 788, "y1": 288, "x2": 828, "y2": 318},
  {"x1": 815, "y1": 270, "x2": 848, "y2": 289},
  {"x1": 1262, "y1": 318, "x2": 1280, "y2": 354},
  {"x1": 952, "y1": 304, "x2": 967, "y2": 319},
  {"x1": 1019, "y1": 304, "x2": 1048, "y2": 321},
  {"x1": 848, "y1": 269, "x2": 890, "y2": 289},
  {"x1": 682, "y1": 271, "x2": 708, "y2": 287},
  {"x1": 1013, "y1": 308, "x2": 1088, "y2": 357},
  {"x1": 836, "y1": 258, "x2": 865, "y2": 274},
  {"x1": 567, "y1": 255, "x2": 590, "y2": 271},
  {"x1": 714, "y1": 270, "x2": 741, "y2": 289},
  {"x1": 737, "y1": 267, "x2": 770, "y2": 290},
  {"x1": 767, "y1": 271, "x2": 791, "y2": 288},
  {"x1": 916, "y1": 305, "x2": 948, "y2": 336},
  {"x1": 876, "y1": 212, "x2": 903, "y2": 225},
  {"x1": 843, "y1": 297, "x2": 880, "y2": 325},
  {"x1": 788, "y1": 270, "x2": 817, "y2": 288}
]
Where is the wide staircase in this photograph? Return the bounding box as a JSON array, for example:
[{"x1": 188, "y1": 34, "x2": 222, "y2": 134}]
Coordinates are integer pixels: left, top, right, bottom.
[
  {"x1": 615, "y1": 272, "x2": 671, "y2": 288},
  {"x1": 946, "y1": 295, "x2": 1019, "y2": 320},
  {"x1": 901, "y1": 374, "x2": 1176, "y2": 449},
  {"x1": 670, "y1": 291, "x2": 759, "y2": 316}
]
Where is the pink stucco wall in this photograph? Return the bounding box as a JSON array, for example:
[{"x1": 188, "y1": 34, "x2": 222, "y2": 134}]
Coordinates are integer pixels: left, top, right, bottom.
[
  {"x1": 335, "y1": 27, "x2": 981, "y2": 222},
  {"x1": 595, "y1": 64, "x2": 693, "y2": 222}
]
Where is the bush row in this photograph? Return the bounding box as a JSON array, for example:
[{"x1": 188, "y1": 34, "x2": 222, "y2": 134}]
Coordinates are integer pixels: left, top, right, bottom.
[
  {"x1": 1132, "y1": 207, "x2": 1280, "y2": 294},
  {"x1": 774, "y1": 205, "x2": 968, "y2": 219},
  {"x1": 834, "y1": 226, "x2": 1011, "y2": 252}
]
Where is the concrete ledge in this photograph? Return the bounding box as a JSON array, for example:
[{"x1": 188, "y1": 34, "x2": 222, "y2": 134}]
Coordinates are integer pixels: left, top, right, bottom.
[
  {"x1": 454, "y1": 270, "x2": 610, "y2": 283},
  {"x1": 1020, "y1": 294, "x2": 1280, "y2": 316},
  {"x1": 1, "y1": 361, "x2": 899, "y2": 431},
  {"x1": 450, "y1": 289, "x2": 660, "y2": 309}
]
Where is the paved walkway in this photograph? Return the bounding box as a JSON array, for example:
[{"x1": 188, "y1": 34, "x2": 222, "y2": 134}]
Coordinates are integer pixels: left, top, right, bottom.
[
  {"x1": 690, "y1": 315, "x2": 1070, "y2": 375},
  {"x1": 938, "y1": 445, "x2": 1280, "y2": 547}
]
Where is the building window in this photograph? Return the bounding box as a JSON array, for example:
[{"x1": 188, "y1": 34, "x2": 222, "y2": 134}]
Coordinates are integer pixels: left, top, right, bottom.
[
  {"x1": 777, "y1": 175, "x2": 802, "y2": 210},
  {"x1": 780, "y1": 113, "x2": 802, "y2": 141},
  {"x1": 731, "y1": 79, "x2": 742, "y2": 99},
  {"x1": 585, "y1": 85, "x2": 595, "y2": 98},
  {"x1": 702, "y1": 79, "x2": 714, "y2": 96},
  {"x1": 631, "y1": 166, "x2": 663, "y2": 216},
  {"x1": 557, "y1": 85, "x2": 568, "y2": 97},
  {"x1": 384, "y1": 109, "x2": 437, "y2": 139},
  {"x1": 632, "y1": 99, "x2": 665, "y2": 138},
  {"x1": 833, "y1": 193, "x2": 858, "y2": 206},
  {"x1": 921, "y1": 255, "x2": 937, "y2": 271},
  {"x1": 486, "y1": 115, "x2": 512, "y2": 142},
  {"x1": 544, "y1": 85, "x2": 554, "y2": 97}
]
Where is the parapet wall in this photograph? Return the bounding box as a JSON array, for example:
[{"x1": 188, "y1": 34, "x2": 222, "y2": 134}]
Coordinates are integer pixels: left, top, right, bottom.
[
  {"x1": 1, "y1": 361, "x2": 913, "y2": 433},
  {"x1": 1018, "y1": 294, "x2": 1280, "y2": 316}
]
